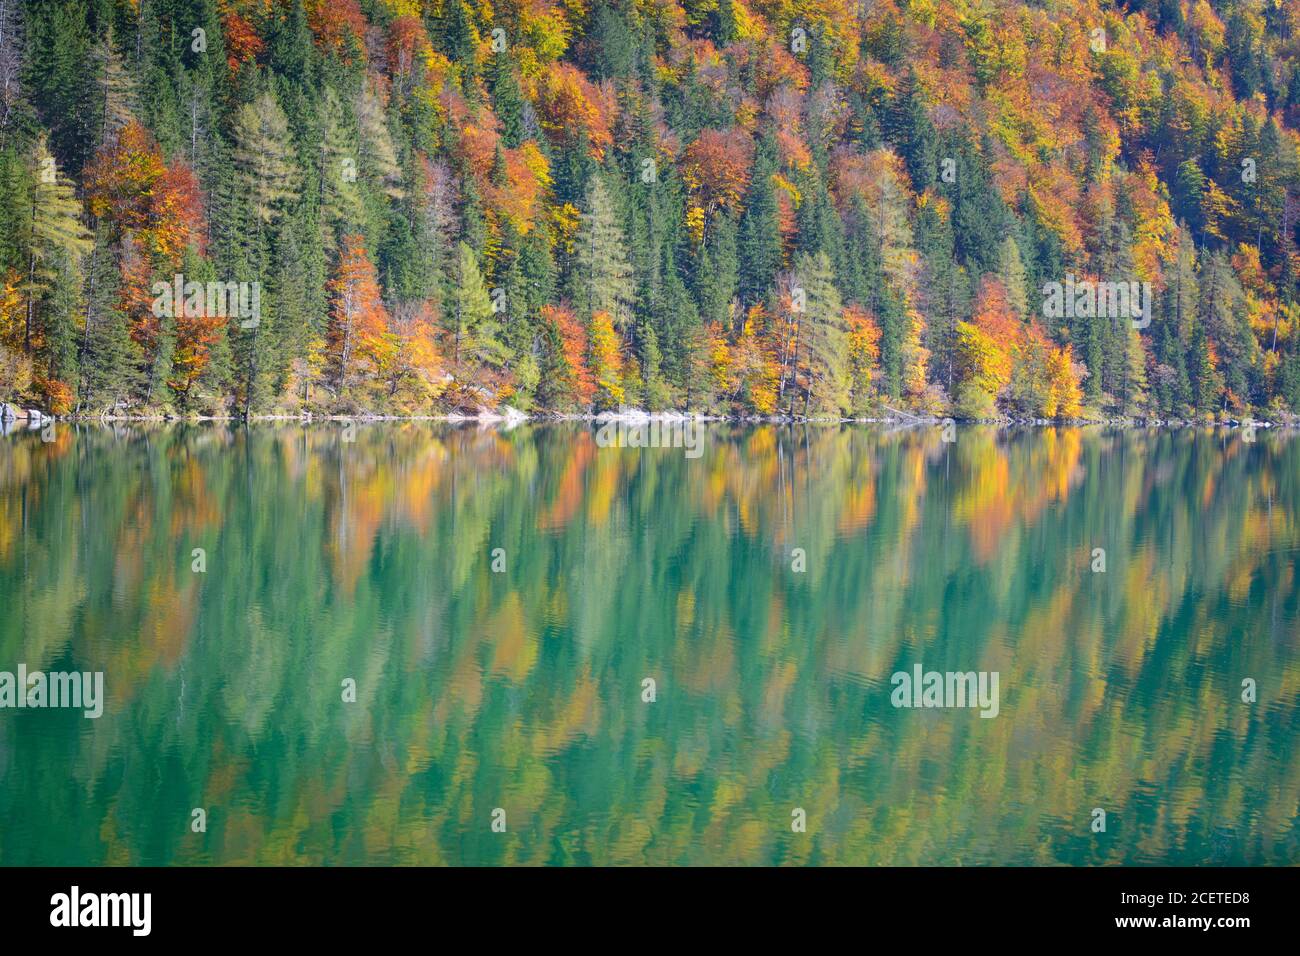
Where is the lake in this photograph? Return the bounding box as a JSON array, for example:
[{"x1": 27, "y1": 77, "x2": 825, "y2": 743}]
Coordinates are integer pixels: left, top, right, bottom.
[{"x1": 0, "y1": 423, "x2": 1296, "y2": 865}]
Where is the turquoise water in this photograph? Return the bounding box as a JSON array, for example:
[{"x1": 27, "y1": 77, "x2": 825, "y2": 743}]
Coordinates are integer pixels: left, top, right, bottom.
[{"x1": 0, "y1": 423, "x2": 1296, "y2": 864}]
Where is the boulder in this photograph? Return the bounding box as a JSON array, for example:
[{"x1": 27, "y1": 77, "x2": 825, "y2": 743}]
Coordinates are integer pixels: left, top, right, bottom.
[{"x1": 0, "y1": 403, "x2": 23, "y2": 421}]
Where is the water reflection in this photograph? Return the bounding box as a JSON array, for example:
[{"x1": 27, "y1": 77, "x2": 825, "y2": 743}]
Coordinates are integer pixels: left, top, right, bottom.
[{"x1": 0, "y1": 423, "x2": 1296, "y2": 865}]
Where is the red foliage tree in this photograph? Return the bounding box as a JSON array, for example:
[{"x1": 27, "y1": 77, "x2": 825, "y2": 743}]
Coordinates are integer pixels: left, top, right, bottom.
[{"x1": 221, "y1": 10, "x2": 265, "y2": 72}]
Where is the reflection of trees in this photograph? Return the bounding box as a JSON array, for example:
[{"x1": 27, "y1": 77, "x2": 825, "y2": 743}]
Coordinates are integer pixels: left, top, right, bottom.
[{"x1": 0, "y1": 424, "x2": 1296, "y2": 865}]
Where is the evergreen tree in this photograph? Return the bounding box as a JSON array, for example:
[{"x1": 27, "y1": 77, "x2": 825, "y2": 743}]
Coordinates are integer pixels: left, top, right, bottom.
[
  {"x1": 739, "y1": 148, "x2": 781, "y2": 305},
  {"x1": 788, "y1": 251, "x2": 847, "y2": 414},
  {"x1": 574, "y1": 175, "x2": 635, "y2": 329}
]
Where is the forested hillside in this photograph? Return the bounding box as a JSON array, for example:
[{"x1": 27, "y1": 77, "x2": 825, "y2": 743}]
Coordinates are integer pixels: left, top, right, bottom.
[{"x1": 1, "y1": 0, "x2": 1299, "y2": 420}]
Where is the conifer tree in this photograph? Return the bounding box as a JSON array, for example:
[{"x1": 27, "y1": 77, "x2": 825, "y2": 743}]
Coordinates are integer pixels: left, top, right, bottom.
[
  {"x1": 22, "y1": 137, "x2": 92, "y2": 355},
  {"x1": 574, "y1": 175, "x2": 635, "y2": 329}
]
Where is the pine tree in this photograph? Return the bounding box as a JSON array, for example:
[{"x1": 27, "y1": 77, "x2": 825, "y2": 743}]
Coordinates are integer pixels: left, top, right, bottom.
[
  {"x1": 574, "y1": 175, "x2": 635, "y2": 328},
  {"x1": 232, "y1": 90, "x2": 298, "y2": 248},
  {"x1": 446, "y1": 241, "x2": 506, "y2": 379},
  {"x1": 22, "y1": 138, "x2": 92, "y2": 355},
  {"x1": 354, "y1": 81, "x2": 404, "y2": 202},
  {"x1": 318, "y1": 86, "x2": 363, "y2": 251},
  {"x1": 788, "y1": 251, "x2": 847, "y2": 415},
  {"x1": 998, "y1": 235, "x2": 1028, "y2": 320},
  {"x1": 739, "y1": 149, "x2": 781, "y2": 305},
  {"x1": 76, "y1": 227, "x2": 138, "y2": 412},
  {"x1": 883, "y1": 68, "x2": 936, "y2": 192},
  {"x1": 697, "y1": 212, "x2": 739, "y2": 329},
  {"x1": 489, "y1": 52, "x2": 524, "y2": 149}
]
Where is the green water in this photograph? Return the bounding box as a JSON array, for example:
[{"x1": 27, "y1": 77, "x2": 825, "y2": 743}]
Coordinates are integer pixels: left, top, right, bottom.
[{"x1": 0, "y1": 423, "x2": 1296, "y2": 865}]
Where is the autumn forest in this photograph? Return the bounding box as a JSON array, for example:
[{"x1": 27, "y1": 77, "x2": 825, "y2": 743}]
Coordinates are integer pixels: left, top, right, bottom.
[{"x1": 2, "y1": 0, "x2": 1300, "y2": 421}]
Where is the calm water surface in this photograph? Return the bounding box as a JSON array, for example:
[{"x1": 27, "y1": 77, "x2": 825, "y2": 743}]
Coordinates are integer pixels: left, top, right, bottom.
[{"x1": 0, "y1": 423, "x2": 1296, "y2": 865}]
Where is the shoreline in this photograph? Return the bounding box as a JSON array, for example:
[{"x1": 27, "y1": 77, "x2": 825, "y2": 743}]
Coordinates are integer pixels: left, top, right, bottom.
[{"x1": 2, "y1": 408, "x2": 1295, "y2": 430}]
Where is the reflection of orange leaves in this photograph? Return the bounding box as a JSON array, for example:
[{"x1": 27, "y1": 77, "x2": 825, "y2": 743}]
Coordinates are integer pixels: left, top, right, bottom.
[
  {"x1": 585, "y1": 454, "x2": 622, "y2": 527},
  {"x1": 958, "y1": 443, "x2": 1014, "y2": 563},
  {"x1": 1116, "y1": 549, "x2": 1162, "y2": 670},
  {"x1": 169, "y1": 456, "x2": 221, "y2": 536},
  {"x1": 1039, "y1": 428, "x2": 1082, "y2": 505},
  {"x1": 204, "y1": 739, "x2": 243, "y2": 800},
  {"x1": 838, "y1": 457, "x2": 877, "y2": 535},
  {"x1": 533, "y1": 666, "x2": 599, "y2": 752},
  {"x1": 436, "y1": 645, "x2": 483, "y2": 724},
  {"x1": 540, "y1": 431, "x2": 593, "y2": 531},
  {"x1": 486, "y1": 592, "x2": 537, "y2": 682},
  {"x1": 140, "y1": 579, "x2": 196, "y2": 669},
  {"x1": 395, "y1": 448, "x2": 443, "y2": 531},
  {"x1": 328, "y1": 464, "x2": 387, "y2": 595},
  {"x1": 676, "y1": 622, "x2": 737, "y2": 695},
  {"x1": 955, "y1": 428, "x2": 1083, "y2": 563}
]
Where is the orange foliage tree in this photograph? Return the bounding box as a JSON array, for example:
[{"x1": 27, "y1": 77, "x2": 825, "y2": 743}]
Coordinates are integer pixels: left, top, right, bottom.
[
  {"x1": 85, "y1": 121, "x2": 207, "y2": 380},
  {"x1": 303, "y1": 0, "x2": 368, "y2": 64},
  {"x1": 587, "y1": 309, "x2": 624, "y2": 409},
  {"x1": 542, "y1": 303, "x2": 594, "y2": 409},
  {"x1": 168, "y1": 308, "x2": 225, "y2": 406},
  {"x1": 325, "y1": 235, "x2": 391, "y2": 400},
  {"x1": 845, "y1": 305, "x2": 882, "y2": 410},
  {"x1": 535, "y1": 63, "x2": 614, "y2": 159},
  {"x1": 682, "y1": 128, "x2": 755, "y2": 218}
]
